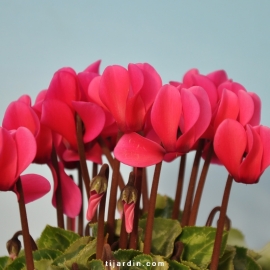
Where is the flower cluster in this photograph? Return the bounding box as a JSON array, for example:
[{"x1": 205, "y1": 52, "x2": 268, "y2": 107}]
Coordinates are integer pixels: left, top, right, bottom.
[{"x1": 1, "y1": 60, "x2": 270, "y2": 270}]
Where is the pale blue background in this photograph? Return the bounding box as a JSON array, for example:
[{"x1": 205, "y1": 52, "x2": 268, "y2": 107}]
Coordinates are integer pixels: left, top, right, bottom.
[{"x1": 0, "y1": 1, "x2": 270, "y2": 255}]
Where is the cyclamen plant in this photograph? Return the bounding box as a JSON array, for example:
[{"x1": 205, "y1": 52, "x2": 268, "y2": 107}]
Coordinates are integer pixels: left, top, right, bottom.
[{"x1": 0, "y1": 60, "x2": 270, "y2": 270}]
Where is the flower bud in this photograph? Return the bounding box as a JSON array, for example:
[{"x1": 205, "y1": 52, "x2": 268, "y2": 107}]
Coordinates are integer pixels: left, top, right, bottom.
[
  {"x1": 120, "y1": 172, "x2": 138, "y2": 233},
  {"x1": 121, "y1": 185, "x2": 137, "y2": 205},
  {"x1": 90, "y1": 174, "x2": 108, "y2": 194},
  {"x1": 6, "y1": 236, "x2": 21, "y2": 260}
]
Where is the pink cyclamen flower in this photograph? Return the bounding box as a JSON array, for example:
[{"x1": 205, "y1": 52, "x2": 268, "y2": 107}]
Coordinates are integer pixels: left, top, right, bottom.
[
  {"x1": 41, "y1": 63, "x2": 105, "y2": 163},
  {"x1": 214, "y1": 119, "x2": 270, "y2": 184},
  {"x1": 0, "y1": 127, "x2": 50, "y2": 202},
  {"x1": 97, "y1": 63, "x2": 162, "y2": 133},
  {"x1": 114, "y1": 84, "x2": 211, "y2": 166},
  {"x1": 3, "y1": 94, "x2": 53, "y2": 164}
]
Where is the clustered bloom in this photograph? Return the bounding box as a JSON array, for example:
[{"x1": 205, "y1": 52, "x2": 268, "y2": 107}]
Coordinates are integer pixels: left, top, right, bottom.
[{"x1": 1, "y1": 60, "x2": 269, "y2": 233}]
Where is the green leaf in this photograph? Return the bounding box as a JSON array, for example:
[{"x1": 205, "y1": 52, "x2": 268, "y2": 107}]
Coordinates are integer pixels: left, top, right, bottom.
[
  {"x1": 139, "y1": 218, "x2": 182, "y2": 258},
  {"x1": 151, "y1": 255, "x2": 169, "y2": 270},
  {"x1": 256, "y1": 242, "x2": 270, "y2": 270},
  {"x1": 87, "y1": 259, "x2": 105, "y2": 269},
  {"x1": 166, "y1": 259, "x2": 190, "y2": 270},
  {"x1": 227, "y1": 228, "x2": 247, "y2": 247},
  {"x1": 0, "y1": 257, "x2": 10, "y2": 270},
  {"x1": 4, "y1": 256, "x2": 26, "y2": 270},
  {"x1": 233, "y1": 246, "x2": 262, "y2": 270},
  {"x1": 32, "y1": 249, "x2": 63, "y2": 270},
  {"x1": 179, "y1": 226, "x2": 228, "y2": 269},
  {"x1": 63, "y1": 236, "x2": 93, "y2": 254},
  {"x1": 51, "y1": 237, "x2": 91, "y2": 266},
  {"x1": 130, "y1": 254, "x2": 153, "y2": 270},
  {"x1": 38, "y1": 225, "x2": 80, "y2": 252},
  {"x1": 218, "y1": 245, "x2": 235, "y2": 270},
  {"x1": 141, "y1": 194, "x2": 182, "y2": 220},
  {"x1": 52, "y1": 238, "x2": 96, "y2": 268},
  {"x1": 90, "y1": 219, "x2": 122, "y2": 237},
  {"x1": 154, "y1": 194, "x2": 178, "y2": 219},
  {"x1": 181, "y1": 260, "x2": 201, "y2": 270},
  {"x1": 5, "y1": 249, "x2": 63, "y2": 270},
  {"x1": 113, "y1": 249, "x2": 143, "y2": 270}
]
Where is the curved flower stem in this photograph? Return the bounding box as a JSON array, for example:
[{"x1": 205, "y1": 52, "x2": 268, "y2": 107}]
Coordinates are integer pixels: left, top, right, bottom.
[
  {"x1": 210, "y1": 174, "x2": 233, "y2": 270},
  {"x1": 6, "y1": 230, "x2": 38, "y2": 258},
  {"x1": 107, "y1": 131, "x2": 123, "y2": 244},
  {"x1": 141, "y1": 168, "x2": 149, "y2": 214},
  {"x1": 205, "y1": 206, "x2": 231, "y2": 231},
  {"x1": 143, "y1": 161, "x2": 162, "y2": 254},
  {"x1": 181, "y1": 140, "x2": 204, "y2": 227},
  {"x1": 96, "y1": 164, "x2": 109, "y2": 260},
  {"x1": 172, "y1": 155, "x2": 186, "y2": 220},
  {"x1": 50, "y1": 147, "x2": 64, "y2": 229},
  {"x1": 16, "y1": 177, "x2": 35, "y2": 270},
  {"x1": 97, "y1": 136, "x2": 125, "y2": 190},
  {"x1": 189, "y1": 144, "x2": 213, "y2": 225},
  {"x1": 129, "y1": 167, "x2": 143, "y2": 249},
  {"x1": 76, "y1": 114, "x2": 91, "y2": 199},
  {"x1": 205, "y1": 206, "x2": 221, "y2": 227}
]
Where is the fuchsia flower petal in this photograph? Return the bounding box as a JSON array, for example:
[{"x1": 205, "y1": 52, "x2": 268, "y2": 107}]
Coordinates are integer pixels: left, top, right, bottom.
[
  {"x1": 151, "y1": 85, "x2": 182, "y2": 152},
  {"x1": 17, "y1": 95, "x2": 32, "y2": 105},
  {"x1": 41, "y1": 100, "x2": 77, "y2": 149},
  {"x1": 100, "y1": 65, "x2": 130, "y2": 132},
  {"x1": 217, "y1": 81, "x2": 246, "y2": 99},
  {"x1": 254, "y1": 126, "x2": 270, "y2": 172},
  {"x1": 135, "y1": 63, "x2": 162, "y2": 112},
  {"x1": 18, "y1": 174, "x2": 51, "y2": 203},
  {"x1": 213, "y1": 89, "x2": 239, "y2": 133},
  {"x1": 63, "y1": 141, "x2": 102, "y2": 164},
  {"x1": 88, "y1": 76, "x2": 107, "y2": 111},
  {"x1": 77, "y1": 72, "x2": 99, "y2": 101},
  {"x1": 128, "y1": 64, "x2": 144, "y2": 95},
  {"x1": 177, "y1": 86, "x2": 211, "y2": 152},
  {"x1": 34, "y1": 123, "x2": 53, "y2": 164},
  {"x1": 123, "y1": 202, "x2": 135, "y2": 233},
  {"x1": 114, "y1": 132, "x2": 165, "y2": 167},
  {"x1": 14, "y1": 127, "x2": 37, "y2": 179},
  {"x1": 125, "y1": 64, "x2": 145, "y2": 131},
  {"x1": 179, "y1": 88, "x2": 200, "y2": 132},
  {"x1": 83, "y1": 59, "x2": 101, "y2": 73},
  {"x1": 86, "y1": 191, "x2": 104, "y2": 221},
  {"x1": 214, "y1": 119, "x2": 247, "y2": 180},
  {"x1": 206, "y1": 70, "x2": 228, "y2": 87},
  {"x1": 192, "y1": 74, "x2": 218, "y2": 110},
  {"x1": 72, "y1": 101, "x2": 105, "y2": 143},
  {"x1": 0, "y1": 128, "x2": 17, "y2": 191},
  {"x1": 183, "y1": 69, "x2": 199, "y2": 87},
  {"x1": 126, "y1": 94, "x2": 145, "y2": 132},
  {"x1": 32, "y1": 90, "x2": 47, "y2": 113},
  {"x1": 238, "y1": 126, "x2": 263, "y2": 184},
  {"x1": 51, "y1": 162, "x2": 82, "y2": 218},
  {"x1": 77, "y1": 61, "x2": 101, "y2": 101},
  {"x1": 46, "y1": 67, "x2": 80, "y2": 108},
  {"x1": 3, "y1": 100, "x2": 40, "y2": 136},
  {"x1": 237, "y1": 90, "x2": 254, "y2": 126},
  {"x1": 248, "y1": 93, "x2": 261, "y2": 126}
]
